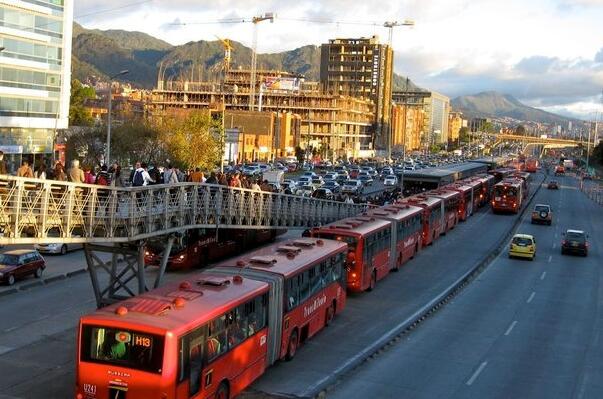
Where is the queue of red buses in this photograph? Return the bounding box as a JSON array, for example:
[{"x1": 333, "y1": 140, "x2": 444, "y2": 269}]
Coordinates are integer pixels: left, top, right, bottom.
[
  {"x1": 525, "y1": 158, "x2": 539, "y2": 173},
  {"x1": 76, "y1": 237, "x2": 347, "y2": 399},
  {"x1": 491, "y1": 179, "x2": 524, "y2": 213},
  {"x1": 75, "y1": 173, "x2": 502, "y2": 399}
]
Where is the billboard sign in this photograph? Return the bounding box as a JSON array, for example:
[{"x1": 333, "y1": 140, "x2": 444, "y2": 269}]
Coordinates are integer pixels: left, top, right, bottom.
[{"x1": 264, "y1": 77, "x2": 300, "y2": 91}]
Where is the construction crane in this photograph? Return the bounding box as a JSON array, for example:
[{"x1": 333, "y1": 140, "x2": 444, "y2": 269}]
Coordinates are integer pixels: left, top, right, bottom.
[
  {"x1": 249, "y1": 12, "x2": 276, "y2": 111},
  {"x1": 215, "y1": 35, "x2": 233, "y2": 72},
  {"x1": 383, "y1": 19, "x2": 415, "y2": 46}
]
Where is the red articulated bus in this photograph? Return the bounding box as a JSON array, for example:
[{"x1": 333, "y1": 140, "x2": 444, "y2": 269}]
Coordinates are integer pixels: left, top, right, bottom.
[
  {"x1": 511, "y1": 172, "x2": 530, "y2": 199},
  {"x1": 491, "y1": 179, "x2": 524, "y2": 214},
  {"x1": 145, "y1": 229, "x2": 281, "y2": 271},
  {"x1": 311, "y1": 216, "x2": 392, "y2": 292},
  {"x1": 365, "y1": 204, "x2": 424, "y2": 270},
  {"x1": 444, "y1": 182, "x2": 476, "y2": 222},
  {"x1": 397, "y1": 195, "x2": 444, "y2": 246},
  {"x1": 488, "y1": 167, "x2": 515, "y2": 183},
  {"x1": 471, "y1": 174, "x2": 496, "y2": 206},
  {"x1": 425, "y1": 189, "x2": 461, "y2": 234},
  {"x1": 76, "y1": 238, "x2": 347, "y2": 399}
]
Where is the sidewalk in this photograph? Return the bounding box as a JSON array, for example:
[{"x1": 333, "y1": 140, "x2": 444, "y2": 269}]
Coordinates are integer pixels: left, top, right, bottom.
[{"x1": 0, "y1": 248, "x2": 114, "y2": 297}]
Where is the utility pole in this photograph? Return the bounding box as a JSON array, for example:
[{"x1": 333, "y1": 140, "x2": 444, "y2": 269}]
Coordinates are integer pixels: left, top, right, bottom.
[{"x1": 249, "y1": 13, "x2": 275, "y2": 111}]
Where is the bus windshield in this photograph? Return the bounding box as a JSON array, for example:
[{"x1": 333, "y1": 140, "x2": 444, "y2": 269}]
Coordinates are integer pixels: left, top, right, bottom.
[
  {"x1": 315, "y1": 233, "x2": 357, "y2": 251},
  {"x1": 81, "y1": 325, "x2": 165, "y2": 373},
  {"x1": 147, "y1": 236, "x2": 187, "y2": 256},
  {"x1": 493, "y1": 186, "x2": 517, "y2": 197}
]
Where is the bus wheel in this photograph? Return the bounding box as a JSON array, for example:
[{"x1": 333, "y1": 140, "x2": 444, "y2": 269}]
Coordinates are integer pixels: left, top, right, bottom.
[
  {"x1": 215, "y1": 381, "x2": 229, "y2": 399},
  {"x1": 286, "y1": 330, "x2": 299, "y2": 361},
  {"x1": 325, "y1": 301, "x2": 336, "y2": 326}
]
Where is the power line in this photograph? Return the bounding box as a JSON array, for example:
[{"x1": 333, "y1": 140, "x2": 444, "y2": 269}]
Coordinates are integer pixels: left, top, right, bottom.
[{"x1": 75, "y1": 0, "x2": 155, "y2": 20}]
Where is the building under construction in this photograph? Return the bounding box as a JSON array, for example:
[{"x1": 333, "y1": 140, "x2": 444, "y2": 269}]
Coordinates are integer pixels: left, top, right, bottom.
[{"x1": 149, "y1": 69, "x2": 375, "y2": 160}]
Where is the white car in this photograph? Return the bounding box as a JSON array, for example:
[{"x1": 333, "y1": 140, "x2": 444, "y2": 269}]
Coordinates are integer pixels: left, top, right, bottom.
[
  {"x1": 342, "y1": 180, "x2": 362, "y2": 194},
  {"x1": 242, "y1": 165, "x2": 261, "y2": 176},
  {"x1": 34, "y1": 241, "x2": 83, "y2": 255},
  {"x1": 383, "y1": 175, "x2": 399, "y2": 186},
  {"x1": 296, "y1": 185, "x2": 315, "y2": 197},
  {"x1": 297, "y1": 176, "x2": 312, "y2": 185}
]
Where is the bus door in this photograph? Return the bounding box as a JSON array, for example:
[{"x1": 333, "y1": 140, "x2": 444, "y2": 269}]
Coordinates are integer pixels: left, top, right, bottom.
[{"x1": 210, "y1": 268, "x2": 283, "y2": 366}]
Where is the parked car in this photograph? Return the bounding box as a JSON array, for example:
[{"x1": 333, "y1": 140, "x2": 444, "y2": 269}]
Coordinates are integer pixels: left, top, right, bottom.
[
  {"x1": 34, "y1": 240, "x2": 83, "y2": 255},
  {"x1": 296, "y1": 185, "x2": 315, "y2": 197},
  {"x1": 0, "y1": 249, "x2": 46, "y2": 285},
  {"x1": 342, "y1": 180, "x2": 363, "y2": 195},
  {"x1": 561, "y1": 229, "x2": 589, "y2": 256},
  {"x1": 311, "y1": 177, "x2": 325, "y2": 188},
  {"x1": 358, "y1": 175, "x2": 374, "y2": 186},
  {"x1": 297, "y1": 176, "x2": 312, "y2": 185},
  {"x1": 531, "y1": 204, "x2": 552, "y2": 225},
  {"x1": 301, "y1": 171, "x2": 318, "y2": 179},
  {"x1": 323, "y1": 180, "x2": 341, "y2": 194},
  {"x1": 554, "y1": 165, "x2": 565, "y2": 175},
  {"x1": 242, "y1": 164, "x2": 261, "y2": 176},
  {"x1": 383, "y1": 175, "x2": 399, "y2": 186},
  {"x1": 312, "y1": 188, "x2": 334, "y2": 200}
]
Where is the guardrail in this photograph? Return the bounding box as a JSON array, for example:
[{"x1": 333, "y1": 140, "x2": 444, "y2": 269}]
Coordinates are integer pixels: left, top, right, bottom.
[{"x1": 0, "y1": 175, "x2": 367, "y2": 244}]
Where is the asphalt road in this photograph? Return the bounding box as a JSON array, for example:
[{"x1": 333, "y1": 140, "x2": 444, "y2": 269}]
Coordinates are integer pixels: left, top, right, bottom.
[
  {"x1": 0, "y1": 176, "x2": 543, "y2": 398},
  {"x1": 328, "y1": 174, "x2": 603, "y2": 399}
]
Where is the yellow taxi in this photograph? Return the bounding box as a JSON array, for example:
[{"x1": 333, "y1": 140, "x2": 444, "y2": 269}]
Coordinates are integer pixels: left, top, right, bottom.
[{"x1": 509, "y1": 234, "x2": 536, "y2": 261}]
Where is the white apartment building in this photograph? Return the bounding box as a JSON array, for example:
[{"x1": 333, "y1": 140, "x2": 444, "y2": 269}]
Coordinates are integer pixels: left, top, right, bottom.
[{"x1": 0, "y1": 0, "x2": 73, "y2": 172}]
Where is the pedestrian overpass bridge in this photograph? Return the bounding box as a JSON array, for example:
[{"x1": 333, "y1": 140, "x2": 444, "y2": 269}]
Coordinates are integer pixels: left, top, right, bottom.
[
  {"x1": 0, "y1": 175, "x2": 366, "y2": 245},
  {"x1": 0, "y1": 175, "x2": 368, "y2": 307}
]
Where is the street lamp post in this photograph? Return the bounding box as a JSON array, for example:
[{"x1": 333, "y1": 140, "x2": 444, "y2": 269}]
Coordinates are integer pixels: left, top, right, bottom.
[{"x1": 105, "y1": 70, "x2": 129, "y2": 165}]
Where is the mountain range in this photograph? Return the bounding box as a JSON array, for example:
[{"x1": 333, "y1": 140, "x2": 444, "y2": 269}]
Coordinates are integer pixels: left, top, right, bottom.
[
  {"x1": 71, "y1": 23, "x2": 570, "y2": 125},
  {"x1": 451, "y1": 91, "x2": 574, "y2": 125},
  {"x1": 71, "y1": 22, "x2": 420, "y2": 91}
]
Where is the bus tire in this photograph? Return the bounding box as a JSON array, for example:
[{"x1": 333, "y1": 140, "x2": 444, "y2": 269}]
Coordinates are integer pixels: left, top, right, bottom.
[
  {"x1": 215, "y1": 381, "x2": 229, "y2": 399},
  {"x1": 325, "y1": 301, "x2": 336, "y2": 326},
  {"x1": 286, "y1": 330, "x2": 299, "y2": 361}
]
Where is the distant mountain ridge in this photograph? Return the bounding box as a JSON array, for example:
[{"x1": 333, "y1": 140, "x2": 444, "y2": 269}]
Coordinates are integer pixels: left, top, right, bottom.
[
  {"x1": 452, "y1": 91, "x2": 574, "y2": 125},
  {"x1": 71, "y1": 22, "x2": 419, "y2": 90}
]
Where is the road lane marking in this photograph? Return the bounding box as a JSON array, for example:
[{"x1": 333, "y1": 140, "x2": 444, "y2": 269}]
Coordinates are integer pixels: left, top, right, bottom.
[
  {"x1": 547, "y1": 255, "x2": 552, "y2": 263},
  {"x1": 3, "y1": 326, "x2": 18, "y2": 333},
  {"x1": 466, "y1": 361, "x2": 488, "y2": 386},
  {"x1": 552, "y1": 243, "x2": 556, "y2": 249},
  {"x1": 541, "y1": 271, "x2": 547, "y2": 280},
  {"x1": 527, "y1": 292, "x2": 536, "y2": 303},
  {"x1": 504, "y1": 321, "x2": 518, "y2": 336}
]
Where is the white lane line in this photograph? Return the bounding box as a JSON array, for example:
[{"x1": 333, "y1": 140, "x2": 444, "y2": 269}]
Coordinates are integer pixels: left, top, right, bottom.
[
  {"x1": 552, "y1": 243, "x2": 556, "y2": 249},
  {"x1": 527, "y1": 292, "x2": 536, "y2": 303},
  {"x1": 547, "y1": 255, "x2": 552, "y2": 263},
  {"x1": 541, "y1": 271, "x2": 547, "y2": 280},
  {"x1": 3, "y1": 326, "x2": 18, "y2": 333},
  {"x1": 466, "y1": 361, "x2": 488, "y2": 386},
  {"x1": 504, "y1": 321, "x2": 518, "y2": 336}
]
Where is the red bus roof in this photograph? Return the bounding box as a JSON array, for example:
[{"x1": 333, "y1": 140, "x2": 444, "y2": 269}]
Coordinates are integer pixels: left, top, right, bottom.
[
  {"x1": 425, "y1": 189, "x2": 460, "y2": 201},
  {"x1": 397, "y1": 195, "x2": 442, "y2": 209},
  {"x1": 365, "y1": 204, "x2": 423, "y2": 223},
  {"x1": 81, "y1": 271, "x2": 269, "y2": 335},
  {"x1": 217, "y1": 237, "x2": 348, "y2": 279},
  {"x1": 495, "y1": 179, "x2": 522, "y2": 188},
  {"x1": 316, "y1": 216, "x2": 391, "y2": 237}
]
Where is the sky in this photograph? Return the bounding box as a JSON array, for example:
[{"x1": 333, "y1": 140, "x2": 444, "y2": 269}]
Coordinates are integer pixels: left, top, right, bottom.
[{"x1": 75, "y1": 0, "x2": 603, "y2": 120}]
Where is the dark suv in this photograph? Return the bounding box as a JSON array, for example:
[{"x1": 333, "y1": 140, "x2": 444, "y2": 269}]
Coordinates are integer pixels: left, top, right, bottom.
[
  {"x1": 561, "y1": 230, "x2": 589, "y2": 256},
  {"x1": 0, "y1": 249, "x2": 46, "y2": 285}
]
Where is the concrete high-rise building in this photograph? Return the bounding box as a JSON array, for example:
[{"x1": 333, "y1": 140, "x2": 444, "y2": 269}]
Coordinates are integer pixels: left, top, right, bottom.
[
  {"x1": 0, "y1": 0, "x2": 73, "y2": 172},
  {"x1": 320, "y1": 35, "x2": 393, "y2": 154},
  {"x1": 448, "y1": 111, "x2": 464, "y2": 144},
  {"x1": 425, "y1": 91, "x2": 450, "y2": 146}
]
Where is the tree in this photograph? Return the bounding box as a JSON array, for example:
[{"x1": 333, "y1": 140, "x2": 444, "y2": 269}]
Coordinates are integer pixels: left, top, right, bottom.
[
  {"x1": 459, "y1": 127, "x2": 470, "y2": 143},
  {"x1": 294, "y1": 146, "x2": 305, "y2": 163},
  {"x1": 515, "y1": 125, "x2": 526, "y2": 135},
  {"x1": 69, "y1": 79, "x2": 96, "y2": 127},
  {"x1": 158, "y1": 110, "x2": 222, "y2": 170},
  {"x1": 65, "y1": 126, "x2": 106, "y2": 167},
  {"x1": 111, "y1": 120, "x2": 166, "y2": 166}
]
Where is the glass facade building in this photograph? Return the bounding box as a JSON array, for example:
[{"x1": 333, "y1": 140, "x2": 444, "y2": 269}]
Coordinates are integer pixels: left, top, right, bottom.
[{"x1": 0, "y1": 0, "x2": 72, "y2": 172}]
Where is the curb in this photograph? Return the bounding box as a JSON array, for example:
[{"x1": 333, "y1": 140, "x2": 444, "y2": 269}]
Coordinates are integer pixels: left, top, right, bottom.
[
  {"x1": 66, "y1": 268, "x2": 88, "y2": 278},
  {"x1": 304, "y1": 174, "x2": 546, "y2": 398},
  {"x1": 0, "y1": 288, "x2": 18, "y2": 297}
]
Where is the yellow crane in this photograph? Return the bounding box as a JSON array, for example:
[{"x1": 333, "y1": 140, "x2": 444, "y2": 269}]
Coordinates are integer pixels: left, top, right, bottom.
[{"x1": 215, "y1": 35, "x2": 233, "y2": 72}]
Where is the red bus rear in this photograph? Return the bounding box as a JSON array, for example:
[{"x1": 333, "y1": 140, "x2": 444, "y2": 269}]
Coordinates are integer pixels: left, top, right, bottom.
[
  {"x1": 312, "y1": 217, "x2": 392, "y2": 292},
  {"x1": 425, "y1": 190, "x2": 461, "y2": 234},
  {"x1": 365, "y1": 204, "x2": 423, "y2": 269},
  {"x1": 511, "y1": 173, "x2": 530, "y2": 199},
  {"x1": 397, "y1": 195, "x2": 443, "y2": 246},
  {"x1": 491, "y1": 180, "x2": 523, "y2": 213},
  {"x1": 76, "y1": 238, "x2": 348, "y2": 399},
  {"x1": 472, "y1": 174, "x2": 495, "y2": 206}
]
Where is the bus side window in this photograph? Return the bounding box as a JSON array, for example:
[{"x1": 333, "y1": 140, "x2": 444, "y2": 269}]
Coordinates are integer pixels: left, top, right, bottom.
[
  {"x1": 332, "y1": 254, "x2": 343, "y2": 282},
  {"x1": 299, "y1": 270, "x2": 310, "y2": 303},
  {"x1": 228, "y1": 308, "x2": 248, "y2": 348},
  {"x1": 286, "y1": 277, "x2": 299, "y2": 311},
  {"x1": 206, "y1": 315, "x2": 227, "y2": 362},
  {"x1": 320, "y1": 261, "x2": 331, "y2": 286},
  {"x1": 309, "y1": 265, "x2": 321, "y2": 296}
]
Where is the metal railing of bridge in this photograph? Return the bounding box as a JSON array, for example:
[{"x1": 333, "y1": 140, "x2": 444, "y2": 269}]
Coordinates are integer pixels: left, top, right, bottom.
[{"x1": 0, "y1": 175, "x2": 367, "y2": 245}]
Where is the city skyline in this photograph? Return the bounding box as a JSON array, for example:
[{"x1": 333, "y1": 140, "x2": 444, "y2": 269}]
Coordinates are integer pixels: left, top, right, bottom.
[{"x1": 74, "y1": 0, "x2": 603, "y2": 120}]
